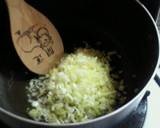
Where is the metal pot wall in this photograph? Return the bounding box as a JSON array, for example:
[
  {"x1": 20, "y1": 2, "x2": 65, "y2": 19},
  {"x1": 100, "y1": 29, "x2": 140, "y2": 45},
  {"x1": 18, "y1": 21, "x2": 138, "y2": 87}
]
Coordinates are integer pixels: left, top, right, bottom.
[
  {"x1": 140, "y1": 0, "x2": 160, "y2": 20},
  {"x1": 0, "y1": 0, "x2": 159, "y2": 128}
]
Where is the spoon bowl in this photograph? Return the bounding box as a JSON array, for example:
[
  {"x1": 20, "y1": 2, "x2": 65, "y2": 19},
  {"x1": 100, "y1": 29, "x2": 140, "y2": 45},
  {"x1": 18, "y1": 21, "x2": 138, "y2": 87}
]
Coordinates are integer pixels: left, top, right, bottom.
[{"x1": 5, "y1": 0, "x2": 64, "y2": 74}]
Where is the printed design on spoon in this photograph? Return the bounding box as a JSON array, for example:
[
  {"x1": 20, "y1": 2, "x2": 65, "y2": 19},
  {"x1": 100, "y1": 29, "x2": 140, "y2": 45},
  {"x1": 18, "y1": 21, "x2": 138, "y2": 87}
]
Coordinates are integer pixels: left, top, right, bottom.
[{"x1": 15, "y1": 24, "x2": 54, "y2": 64}]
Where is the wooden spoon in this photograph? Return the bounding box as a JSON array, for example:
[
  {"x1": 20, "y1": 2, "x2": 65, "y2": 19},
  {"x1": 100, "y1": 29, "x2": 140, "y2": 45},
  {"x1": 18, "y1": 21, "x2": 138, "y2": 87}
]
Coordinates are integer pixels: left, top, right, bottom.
[{"x1": 5, "y1": 0, "x2": 64, "y2": 74}]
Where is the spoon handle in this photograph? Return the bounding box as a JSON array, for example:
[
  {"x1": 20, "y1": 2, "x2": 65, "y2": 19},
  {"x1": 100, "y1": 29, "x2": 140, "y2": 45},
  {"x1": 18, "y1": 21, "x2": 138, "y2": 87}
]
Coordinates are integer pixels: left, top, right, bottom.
[{"x1": 5, "y1": 0, "x2": 24, "y2": 8}]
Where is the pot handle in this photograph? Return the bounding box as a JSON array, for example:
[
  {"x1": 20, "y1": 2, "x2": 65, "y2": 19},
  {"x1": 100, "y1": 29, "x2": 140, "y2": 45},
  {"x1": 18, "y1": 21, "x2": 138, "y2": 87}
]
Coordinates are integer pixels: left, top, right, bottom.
[
  {"x1": 154, "y1": 72, "x2": 160, "y2": 87},
  {"x1": 138, "y1": 0, "x2": 160, "y2": 21}
]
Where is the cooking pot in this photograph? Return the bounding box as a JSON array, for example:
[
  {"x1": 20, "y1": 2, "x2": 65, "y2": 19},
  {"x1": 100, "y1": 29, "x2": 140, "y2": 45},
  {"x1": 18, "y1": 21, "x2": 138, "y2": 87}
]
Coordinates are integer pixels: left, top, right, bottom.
[{"x1": 0, "y1": 0, "x2": 159, "y2": 128}]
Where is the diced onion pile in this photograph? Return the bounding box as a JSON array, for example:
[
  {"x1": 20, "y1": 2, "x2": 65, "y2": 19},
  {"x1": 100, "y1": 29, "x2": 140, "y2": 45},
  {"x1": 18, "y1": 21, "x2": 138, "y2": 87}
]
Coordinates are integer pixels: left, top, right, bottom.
[{"x1": 26, "y1": 48, "x2": 124, "y2": 124}]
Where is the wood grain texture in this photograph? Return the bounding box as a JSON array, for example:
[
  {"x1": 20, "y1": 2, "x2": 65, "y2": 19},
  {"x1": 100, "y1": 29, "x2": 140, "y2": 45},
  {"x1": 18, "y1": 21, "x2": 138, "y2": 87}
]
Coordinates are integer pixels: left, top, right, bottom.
[{"x1": 5, "y1": 0, "x2": 64, "y2": 74}]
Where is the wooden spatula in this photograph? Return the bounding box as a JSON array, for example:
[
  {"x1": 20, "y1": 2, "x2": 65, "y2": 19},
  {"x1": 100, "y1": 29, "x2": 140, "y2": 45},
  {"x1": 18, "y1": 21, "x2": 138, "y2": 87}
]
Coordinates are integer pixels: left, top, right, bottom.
[{"x1": 5, "y1": 0, "x2": 64, "y2": 74}]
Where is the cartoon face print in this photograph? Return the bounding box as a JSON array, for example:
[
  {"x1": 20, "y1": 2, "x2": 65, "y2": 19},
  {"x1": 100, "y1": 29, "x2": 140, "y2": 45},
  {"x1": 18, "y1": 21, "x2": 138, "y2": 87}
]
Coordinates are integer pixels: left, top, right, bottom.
[
  {"x1": 16, "y1": 25, "x2": 40, "y2": 53},
  {"x1": 40, "y1": 34, "x2": 50, "y2": 47},
  {"x1": 16, "y1": 25, "x2": 54, "y2": 57},
  {"x1": 16, "y1": 25, "x2": 55, "y2": 65},
  {"x1": 37, "y1": 27, "x2": 53, "y2": 48}
]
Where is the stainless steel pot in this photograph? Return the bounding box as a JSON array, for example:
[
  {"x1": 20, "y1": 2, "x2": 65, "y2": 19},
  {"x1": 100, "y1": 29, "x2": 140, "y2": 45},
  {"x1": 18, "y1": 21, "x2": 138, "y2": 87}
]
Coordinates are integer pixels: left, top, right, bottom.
[{"x1": 0, "y1": 0, "x2": 159, "y2": 128}]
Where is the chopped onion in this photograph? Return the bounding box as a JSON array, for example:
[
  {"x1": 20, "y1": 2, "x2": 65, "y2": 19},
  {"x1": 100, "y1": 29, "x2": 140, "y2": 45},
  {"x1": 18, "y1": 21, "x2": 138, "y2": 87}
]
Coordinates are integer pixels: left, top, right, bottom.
[{"x1": 26, "y1": 48, "x2": 125, "y2": 124}]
